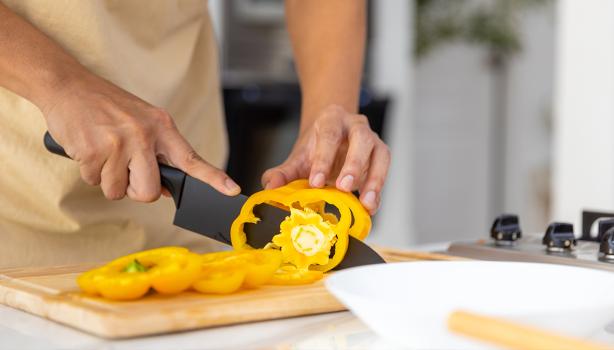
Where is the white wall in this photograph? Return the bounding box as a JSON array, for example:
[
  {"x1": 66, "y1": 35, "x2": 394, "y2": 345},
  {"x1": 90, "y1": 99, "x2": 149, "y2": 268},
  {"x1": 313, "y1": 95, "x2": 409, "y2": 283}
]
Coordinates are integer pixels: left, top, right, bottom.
[
  {"x1": 413, "y1": 3, "x2": 555, "y2": 243},
  {"x1": 504, "y1": 5, "x2": 555, "y2": 234},
  {"x1": 553, "y1": 0, "x2": 614, "y2": 228},
  {"x1": 413, "y1": 43, "x2": 493, "y2": 243}
]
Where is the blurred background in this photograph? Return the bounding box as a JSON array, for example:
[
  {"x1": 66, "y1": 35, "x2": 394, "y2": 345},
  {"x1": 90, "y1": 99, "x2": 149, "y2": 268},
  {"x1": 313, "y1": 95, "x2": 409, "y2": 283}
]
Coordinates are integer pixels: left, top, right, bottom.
[{"x1": 208, "y1": 0, "x2": 614, "y2": 247}]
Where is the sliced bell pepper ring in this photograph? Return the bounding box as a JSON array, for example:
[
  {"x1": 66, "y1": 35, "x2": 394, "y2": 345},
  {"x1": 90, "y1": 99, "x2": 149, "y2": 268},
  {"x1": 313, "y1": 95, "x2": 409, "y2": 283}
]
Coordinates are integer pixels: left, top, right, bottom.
[
  {"x1": 230, "y1": 189, "x2": 295, "y2": 249},
  {"x1": 77, "y1": 247, "x2": 201, "y2": 300},
  {"x1": 230, "y1": 187, "x2": 352, "y2": 272},
  {"x1": 270, "y1": 180, "x2": 331, "y2": 219},
  {"x1": 192, "y1": 267, "x2": 246, "y2": 294},
  {"x1": 271, "y1": 180, "x2": 371, "y2": 239},
  {"x1": 146, "y1": 253, "x2": 202, "y2": 294},
  {"x1": 337, "y1": 191, "x2": 372, "y2": 240},
  {"x1": 78, "y1": 264, "x2": 152, "y2": 301},
  {"x1": 242, "y1": 249, "x2": 283, "y2": 288},
  {"x1": 194, "y1": 249, "x2": 283, "y2": 292},
  {"x1": 267, "y1": 265, "x2": 324, "y2": 285}
]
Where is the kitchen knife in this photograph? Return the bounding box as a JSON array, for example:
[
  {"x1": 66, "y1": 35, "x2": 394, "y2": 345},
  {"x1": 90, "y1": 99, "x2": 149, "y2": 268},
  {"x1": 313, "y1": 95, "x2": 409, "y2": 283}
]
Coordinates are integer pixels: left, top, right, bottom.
[{"x1": 43, "y1": 132, "x2": 385, "y2": 269}]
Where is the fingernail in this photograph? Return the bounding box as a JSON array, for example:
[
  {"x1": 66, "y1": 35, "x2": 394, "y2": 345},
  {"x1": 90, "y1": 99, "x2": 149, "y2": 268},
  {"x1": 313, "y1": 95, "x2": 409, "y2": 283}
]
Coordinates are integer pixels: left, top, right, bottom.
[
  {"x1": 363, "y1": 191, "x2": 377, "y2": 210},
  {"x1": 311, "y1": 172, "x2": 325, "y2": 187},
  {"x1": 225, "y1": 178, "x2": 240, "y2": 194},
  {"x1": 264, "y1": 181, "x2": 272, "y2": 190},
  {"x1": 339, "y1": 175, "x2": 354, "y2": 192}
]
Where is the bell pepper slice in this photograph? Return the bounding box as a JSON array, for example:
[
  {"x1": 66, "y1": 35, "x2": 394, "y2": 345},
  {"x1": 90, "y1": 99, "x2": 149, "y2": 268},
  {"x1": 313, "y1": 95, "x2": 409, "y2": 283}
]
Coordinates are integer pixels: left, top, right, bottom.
[
  {"x1": 242, "y1": 249, "x2": 283, "y2": 288},
  {"x1": 268, "y1": 265, "x2": 324, "y2": 285},
  {"x1": 194, "y1": 249, "x2": 283, "y2": 292},
  {"x1": 230, "y1": 186, "x2": 352, "y2": 272},
  {"x1": 337, "y1": 191, "x2": 372, "y2": 240},
  {"x1": 271, "y1": 180, "x2": 371, "y2": 239},
  {"x1": 77, "y1": 247, "x2": 201, "y2": 300},
  {"x1": 82, "y1": 265, "x2": 152, "y2": 300},
  {"x1": 147, "y1": 253, "x2": 202, "y2": 294},
  {"x1": 192, "y1": 267, "x2": 246, "y2": 294}
]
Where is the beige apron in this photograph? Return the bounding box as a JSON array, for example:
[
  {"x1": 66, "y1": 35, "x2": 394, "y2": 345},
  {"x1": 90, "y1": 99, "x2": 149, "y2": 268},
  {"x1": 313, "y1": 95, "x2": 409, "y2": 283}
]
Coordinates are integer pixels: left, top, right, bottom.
[{"x1": 0, "y1": 0, "x2": 228, "y2": 267}]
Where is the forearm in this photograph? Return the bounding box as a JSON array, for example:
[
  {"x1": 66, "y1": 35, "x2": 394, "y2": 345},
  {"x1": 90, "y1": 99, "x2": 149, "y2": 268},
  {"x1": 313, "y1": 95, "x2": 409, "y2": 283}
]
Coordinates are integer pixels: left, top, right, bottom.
[
  {"x1": 285, "y1": 0, "x2": 366, "y2": 131},
  {"x1": 0, "y1": 2, "x2": 85, "y2": 112}
]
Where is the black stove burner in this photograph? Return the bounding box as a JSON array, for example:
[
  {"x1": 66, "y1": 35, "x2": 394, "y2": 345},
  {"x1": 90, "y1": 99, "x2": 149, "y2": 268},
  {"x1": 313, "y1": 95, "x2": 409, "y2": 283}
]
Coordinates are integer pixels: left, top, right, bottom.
[{"x1": 446, "y1": 210, "x2": 614, "y2": 272}]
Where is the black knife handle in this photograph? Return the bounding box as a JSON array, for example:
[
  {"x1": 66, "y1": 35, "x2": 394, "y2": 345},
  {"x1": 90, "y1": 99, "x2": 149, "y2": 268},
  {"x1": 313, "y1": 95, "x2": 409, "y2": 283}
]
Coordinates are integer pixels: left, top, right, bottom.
[
  {"x1": 159, "y1": 164, "x2": 185, "y2": 207},
  {"x1": 43, "y1": 131, "x2": 69, "y2": 157},
  {"x1": 43, "y1": 131, "x2": 186, "y2": 206}
]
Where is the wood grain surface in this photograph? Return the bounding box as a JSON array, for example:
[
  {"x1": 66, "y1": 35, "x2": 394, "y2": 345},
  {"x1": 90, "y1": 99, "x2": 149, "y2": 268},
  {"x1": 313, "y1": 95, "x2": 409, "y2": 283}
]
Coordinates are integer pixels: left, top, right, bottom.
[{"x1": 0, "y1": 247, "x2": 460, "y2": 338}]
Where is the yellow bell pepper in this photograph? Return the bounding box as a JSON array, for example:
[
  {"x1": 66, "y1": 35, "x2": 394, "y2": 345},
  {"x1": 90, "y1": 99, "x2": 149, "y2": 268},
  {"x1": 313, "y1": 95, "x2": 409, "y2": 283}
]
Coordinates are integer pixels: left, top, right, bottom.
[
  {"x1": 231, "y1": 186, "x2": 353, "y2": 272},
  {"x1": 77, "y1": 247, "x2": 201, "y2": 300},
  {"x1": 271, "y1": 180, "x2": 371, "y2": 239},
  {"x1": 192, "y1": 249, "x2": 283, "y2": 294},
  {"x1": 230, "y1": 179, "x2": 373, "y2": 281},
  {"x1": 192, "y1": 267, "x2": 246, "y2": 294},
  {"x1": 78, "y1": 264, "x2": 152, "y2": 301},
  {"x1": 270, "y1": 207, "x2": 337, "y2": 270},
  {"x1": 268, "y1": 265, "x2": 325, "y2": 285},
  {"x1": 338, "y1": 190, "x2": 372, "y2": 240},
  {"x1": 241, "y1": 249, "x2": 283, "y2": 288}
]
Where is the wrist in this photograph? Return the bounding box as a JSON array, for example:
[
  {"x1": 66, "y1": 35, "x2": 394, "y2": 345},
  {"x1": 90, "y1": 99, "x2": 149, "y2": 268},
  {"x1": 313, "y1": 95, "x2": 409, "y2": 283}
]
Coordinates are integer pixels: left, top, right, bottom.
[{"x1": 31, "y1": 59, "x2": 89, "y2": 116}]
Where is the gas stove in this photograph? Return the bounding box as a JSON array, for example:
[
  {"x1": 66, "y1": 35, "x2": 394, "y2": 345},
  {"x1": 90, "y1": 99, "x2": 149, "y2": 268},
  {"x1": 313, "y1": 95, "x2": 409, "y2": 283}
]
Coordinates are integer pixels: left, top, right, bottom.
[{"x1": 447, "y1": 210, "x2": 614, "y2": 272}]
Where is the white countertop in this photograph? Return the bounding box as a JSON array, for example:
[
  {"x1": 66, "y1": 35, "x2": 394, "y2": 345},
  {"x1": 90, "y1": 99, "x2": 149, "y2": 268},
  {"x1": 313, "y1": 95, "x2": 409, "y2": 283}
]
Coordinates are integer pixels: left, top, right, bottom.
[
  {"x1": 0, "y1": 304, "x2": 396, "y2": 350},
  {"x1": 5, "y1": 302, "x2": 614, "y2": 350}
]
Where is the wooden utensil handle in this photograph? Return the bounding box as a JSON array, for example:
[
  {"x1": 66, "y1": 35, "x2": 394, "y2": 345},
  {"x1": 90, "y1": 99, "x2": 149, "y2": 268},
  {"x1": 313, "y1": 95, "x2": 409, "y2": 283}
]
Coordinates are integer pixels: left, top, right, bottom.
[{"x1": 448, "y1": 310, "x2": 612, "y2": 350}]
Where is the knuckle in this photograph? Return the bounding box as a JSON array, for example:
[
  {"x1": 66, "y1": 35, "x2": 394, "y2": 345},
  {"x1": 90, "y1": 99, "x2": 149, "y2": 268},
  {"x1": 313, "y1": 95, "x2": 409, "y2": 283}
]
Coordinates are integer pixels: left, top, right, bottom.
[
  {"x1": 101, "y1": 176, "x2": 127, "y2": 200},
  {"x1": 105, "y1": 132, "x2": 123, "y2": 151},
  {"x1": 207, "y1": 167, "x2": 226, "y2": 182},
  {"x1": 317, "y1": 126, "x2": 342, "y2": 143},
  {"x1": 365, "y1": 175, "x2": 385, "y2": 192},
  {"x1": 262, "y1": 168, "x2": 275, "y2": 180},
  {"x1": 345, "y1": 158, "x2": 364, "y2": 173},
  {"x1": 350, "y1": 125, "x2": 373, "y2": 143},
  {"x1": 82, "y1": 176, "x2": 100, "y2": 186},
  {"x1": 381, "y1": 143, "x2": 392, "y2": 160},
  {"x1": 370, "y1": 178, "x2": 385, "y2": 192},
  {"x1": 131, "y1": 125, "x2": 155, "y2": 150},
  {"x1": 76, "y1": 147, "x2": 99, "y2": 164},
  {"x1": 184, "y1": 150, "x2": 204, "y2": 167},
  {"x1": 153, "y1": 108, "x2": 175, "y2": 129},
  {"x1": 81, "y1": 170, "x2": 101, "y2": 186},
  {"x1": 136, "y1": 190, "x2": 160, "y2": 203},
  {"x1": 355, "y1": 114, "x2": 369, "y2": 125}
]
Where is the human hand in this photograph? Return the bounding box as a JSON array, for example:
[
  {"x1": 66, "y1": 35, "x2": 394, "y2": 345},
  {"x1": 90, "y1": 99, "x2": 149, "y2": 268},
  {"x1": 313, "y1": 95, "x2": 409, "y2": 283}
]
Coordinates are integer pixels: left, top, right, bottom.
[
  {"x1": 43, "y1": 73, "x2": 240, "y2": 202},
  {"x1": 262, "y1": 105, "x2": 390, "y2": 214}
]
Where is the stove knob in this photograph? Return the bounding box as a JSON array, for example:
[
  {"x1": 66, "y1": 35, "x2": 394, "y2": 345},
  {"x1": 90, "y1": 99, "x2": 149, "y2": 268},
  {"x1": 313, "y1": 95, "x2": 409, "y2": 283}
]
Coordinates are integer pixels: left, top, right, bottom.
[
  {"x1": 599, "y1": 227, "x2": 614, "y2": 260},
  {"x1": 597, "y1": 218, "x2": 614, "y2": 242},
  {"x1": 490, "y1": 214, "x2": 522, "y2": 246},
  {"x1": 542, "y1": 222, "x2": 576, "y2": 252}
]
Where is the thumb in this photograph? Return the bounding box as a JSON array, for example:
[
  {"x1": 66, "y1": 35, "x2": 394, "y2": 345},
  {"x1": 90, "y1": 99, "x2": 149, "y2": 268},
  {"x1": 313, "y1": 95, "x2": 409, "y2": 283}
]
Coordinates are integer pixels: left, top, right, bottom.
[{"x1": 159, "y1": 131, "x2": 241, "y2": 196}]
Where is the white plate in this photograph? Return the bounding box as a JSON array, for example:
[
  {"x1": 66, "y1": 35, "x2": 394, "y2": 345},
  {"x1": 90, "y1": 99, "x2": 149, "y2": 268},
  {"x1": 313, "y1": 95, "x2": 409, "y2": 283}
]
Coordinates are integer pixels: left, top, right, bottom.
[{"x1": 325, "y1": 261, "x2": 614, "y2": 349}]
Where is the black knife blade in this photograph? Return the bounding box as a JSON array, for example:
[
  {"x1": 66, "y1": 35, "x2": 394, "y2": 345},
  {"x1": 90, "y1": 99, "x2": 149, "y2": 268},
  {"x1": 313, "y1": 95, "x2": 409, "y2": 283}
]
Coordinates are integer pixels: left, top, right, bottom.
[{"x1": 43, "y1": 131, "x2": 385, "y2": 269}]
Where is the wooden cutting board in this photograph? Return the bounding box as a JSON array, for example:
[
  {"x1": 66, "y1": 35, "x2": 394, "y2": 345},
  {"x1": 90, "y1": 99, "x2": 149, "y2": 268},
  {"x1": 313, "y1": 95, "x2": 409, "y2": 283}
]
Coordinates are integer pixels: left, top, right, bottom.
[{"x1": 0, "y1": 248, "x2": 460, "y2": 339}]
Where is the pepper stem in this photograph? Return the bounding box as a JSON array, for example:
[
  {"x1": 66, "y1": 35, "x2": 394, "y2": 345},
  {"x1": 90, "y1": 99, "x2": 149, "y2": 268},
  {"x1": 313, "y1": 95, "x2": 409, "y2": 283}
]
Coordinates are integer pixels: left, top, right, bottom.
[{"x1": 122, "y1": 259, "x2": 148, "y2": 273}]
